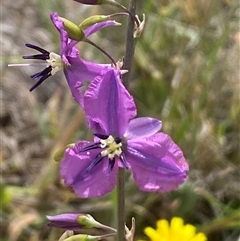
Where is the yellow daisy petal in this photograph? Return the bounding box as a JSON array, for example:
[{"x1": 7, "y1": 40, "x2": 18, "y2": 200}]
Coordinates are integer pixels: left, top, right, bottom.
[
  {"x1": 156, "y1": 219, "x2": 169, "y2": 238},
  {"x1": 169, "y1": 217, "x2": 185, "y2": 241},
  {"x1": 138, "y1": 217, "x2": 208, "y2": 241},
  {"x1": 170, "y1": 217, "x2": 184, "y2": 231},
  {"x1": 181, "y1": 224, "x2": 197, "y2": 240},
  {"x1": 144, "y1": 227, "x2": 162, "y2": 241},
  {"x1": 190, "y1": 232, "x2": 208, "y2": 241}
]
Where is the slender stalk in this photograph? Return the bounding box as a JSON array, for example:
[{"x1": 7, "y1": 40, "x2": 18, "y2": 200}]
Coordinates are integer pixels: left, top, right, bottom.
[
  {"x1": 122, "y1": 0, "x2": 138, "y2": 88},
  {"x1": 106, "y1": 0, "x2": 140, "y2": 27},
  {"x1": 117, "y1": 168, "x2": 126, "y2": 241},
  {"x1": 117, "y1": 1, "x2": 138, "y2": 241},
  {"x1": 84, "y1": 38, "x2": 117, "y2": 66}
]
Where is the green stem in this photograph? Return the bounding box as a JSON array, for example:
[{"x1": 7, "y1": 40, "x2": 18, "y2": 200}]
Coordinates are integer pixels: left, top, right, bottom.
[
  {"x1": 117, "y1": 1, "x2": 138, "y2": 241},
  {"x1": 84, "y1": 38, "x2": 117, "y2": 66},
  {"x1": 122, "y1": 0, "x2": 138, "y2": 88},
  {"x1": 117, "y1": 168, "x2": 126, "y2": 241},
  {"x1": 105, "y1": 0, "x2": 140, "y2": 27}
]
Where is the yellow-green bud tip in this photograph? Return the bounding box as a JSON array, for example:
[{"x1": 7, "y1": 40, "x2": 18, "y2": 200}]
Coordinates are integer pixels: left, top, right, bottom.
[
  {"x1": 63, "y1": 234, "x2": 100, "y2": 241},
  {"x1": 53, "y1": 144, "x2": 74, "y2": 162},
  {"x1": 60, "y1": 17, "x2": 85, "y2": 41},
  {"x1": 79, "y1": 15, "x2": 111, "y2": 29},
  {"x1": 77, "y1": 214, "x2": 102, "y2": 229}
]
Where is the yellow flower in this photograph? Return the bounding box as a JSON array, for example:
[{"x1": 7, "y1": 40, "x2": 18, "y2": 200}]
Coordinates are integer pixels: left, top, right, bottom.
[{"x1": 138, "y1": 217, "x2": 207, "y2": 241}]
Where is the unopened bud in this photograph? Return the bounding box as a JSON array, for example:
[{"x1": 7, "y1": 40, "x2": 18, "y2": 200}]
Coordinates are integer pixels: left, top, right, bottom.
[
  {"x1": 59, "y1": 230, "x2": 74, "y2": 241},
  {"x1": 54, "y1": 144, "x2": 74, "y2": 162},
  {"x1": 77, "y1": 214, "x2": 103, "y2": 228},
  {"x1": 59, "y1": 17, "x2": 85, "y2": 41},
  {"x1": 63, "y1": 234, "x2": 100, "y2": 241},
  {"x1": 47, "y1": 213, "x2": 88, "y2": 230},
  {"x1": 74, "y1": 0, "x2": 104, "y2": 4},
  {"x1": 79, "y1": 15, "x2": 113, "y2": 30},
  {"x1": 74, "y1": 0, "x2": 117, "y2": 5},
  {"x1": 78, "y1": 215, "x2": 117, "y2": 233}
]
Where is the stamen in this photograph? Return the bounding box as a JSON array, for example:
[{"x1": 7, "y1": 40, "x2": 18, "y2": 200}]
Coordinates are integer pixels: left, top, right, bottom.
[
  {"x1": 23, "y1": 44, "x2": 50, "y2": 61},
  {"x1": 94, "y1": 133, "x2": 109, "y2": 140},
  {"x1": 100, "y1": 135, "x2": 123, "y2": 160},
  {"x1": 29, "y1": 67, "x2": 52, "y2": 91},
  {"x1": 119, "y1": 153, "x2": 129, "y2": 169},
  {"x1": 79, "y1": 142, "x2": 101, "y2": 152},
  {"x1": 23, "y1": 53, "x2": 49, "y2": 60},
  {"x1": 72, "y1": 154, "x2": 103, "y2": 183},
  {"x1": 8, "y1": 63, "x2": 48, "y2": 67},
  {"x1": 46, "y1": 52, "x2": 64, "y2": 75},
  {"x1": 25, "y1": 43, "x2": 50, "y2": 54},
  {"x1": 85, "y1": 154, "x2": 103, "y2": 173},
  {"x1": 31, "y1": 66, "x2": 52, "y2": 79},
  {"x1": 107, "y1": 158, "x2": 115, "y2": 176},
  {"x1": 9, "y1": 43, "x2": 65, "y2": 91}
]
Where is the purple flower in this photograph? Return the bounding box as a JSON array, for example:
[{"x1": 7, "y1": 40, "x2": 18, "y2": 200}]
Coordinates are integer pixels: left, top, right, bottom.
[
  {"x1": 60, "y1": 68, "x2": 188, "y2": 198},
  {"x1": 22, "y1": 12, "x2": 117, "y2": 102}
]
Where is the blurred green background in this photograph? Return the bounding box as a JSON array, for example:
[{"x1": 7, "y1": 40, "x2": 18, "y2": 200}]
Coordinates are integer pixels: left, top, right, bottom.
[{"x1": 1, "y1": 0, "x2": 240, "y2": 240}]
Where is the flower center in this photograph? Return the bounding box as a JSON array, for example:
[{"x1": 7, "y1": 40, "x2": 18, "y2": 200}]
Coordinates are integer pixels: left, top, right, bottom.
[
  {"x1": 100, "y1": 135, "x2": 122, "y2": 160},
  {"x1": 46, "y1": 52, "x2": 64, "y2": 75}
]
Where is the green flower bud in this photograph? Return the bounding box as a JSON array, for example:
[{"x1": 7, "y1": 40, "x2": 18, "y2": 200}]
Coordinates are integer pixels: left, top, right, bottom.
[
  {"x1": 54, "y1": 144, "x2": 74, "y2": 162},
  {"x1": 79, "y1": 15, "x2": 111, "y2": 30},
  {"x1": 63, "y1": 234, "x2": 100, "y2": 241},
  {"x1": 77, "y1": 214, "x2": 102, "y2": 228},
  {"x1": 59, "y1": 17, "x2": 85, "y2": 41}
]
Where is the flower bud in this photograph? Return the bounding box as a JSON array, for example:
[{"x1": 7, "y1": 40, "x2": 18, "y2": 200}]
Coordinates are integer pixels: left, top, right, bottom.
[
  {"x1": 47, "y1": 213, "x2": 88, "y2": 230},
  {"x1": 74, "y1": 0, "x2": 104, "y2": 4},
  {"x1": 54, "y1": 144, "x2": 74, "y2": 162},
  {"x1": 59, "y1": 17, "x2": 84, "y2": 41},
  {"x1": 77, "y1": 214, "x2": 104, "y2": 228},
  {"x1": 79, "y1": 15, "x2": 112, "y2": 30},
  {"x1": 63, "y1": 234, "x2": 100, "y2": 241},
  {"x1": 74, "y1": 0, "x2": 119, "y2": 5},
  {"x1": 47, "y1": 213, "x2": 113, "y2": 231},
  {"x1": 59, "y1": 230, "x2": 74, "y2": 241}
]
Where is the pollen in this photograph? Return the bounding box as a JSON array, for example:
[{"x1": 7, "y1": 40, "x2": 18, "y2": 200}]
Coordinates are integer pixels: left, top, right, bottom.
[
  {"x1": 100, "y1": 135, "x2": 122, "y2": 160},
  {"x1": 47, "y1": 52, "x2": 64, "y2": 75}
]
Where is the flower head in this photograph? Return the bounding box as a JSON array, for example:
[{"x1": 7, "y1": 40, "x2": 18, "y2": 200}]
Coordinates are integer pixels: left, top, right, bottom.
[
  {"x1": 19, "y1": 12, "x2": 118, "y2": 103},
  {"x1": 60, "y1": 68, "x2": 188, "y2": 198},
  {"x1": 138, "y1": 217, "x2": 207, "y2": 241}
]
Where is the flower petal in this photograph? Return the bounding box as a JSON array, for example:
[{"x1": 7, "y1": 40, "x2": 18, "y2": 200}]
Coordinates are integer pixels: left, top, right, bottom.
[
  {"x1": 124, "y1": 117, "x2": 162, "y2": 140},
  {"x1": 84, "y1": 20, "x2": 119, "y2": 37},
  {"x1": 60, "y1": 141, "x2": 117, "y2": 198},
  {"x1": 84, "y1": 68, "x2": 136, "y2": 136},
  {"x1": 50, "y1": 12, "x2": 78, "y2": 61},
  {"x1": 125, "y1": 133, "x2": 188, "y2": 192},
  {"x1": 64, "y1": 57, "x2": 110, "y2": 105},
  {"x1": 146, "y1": 133, "x2": 189, "y2": 172}
]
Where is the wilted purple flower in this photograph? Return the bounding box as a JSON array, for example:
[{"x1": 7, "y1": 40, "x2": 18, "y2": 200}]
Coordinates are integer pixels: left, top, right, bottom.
[
  {"x1": 60, "y1": 68, "x2": 188, "y2": 198},
  {"x1": 20, "y1": 12, "x2": 117, "y2": 102}
]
